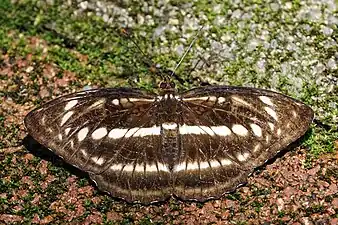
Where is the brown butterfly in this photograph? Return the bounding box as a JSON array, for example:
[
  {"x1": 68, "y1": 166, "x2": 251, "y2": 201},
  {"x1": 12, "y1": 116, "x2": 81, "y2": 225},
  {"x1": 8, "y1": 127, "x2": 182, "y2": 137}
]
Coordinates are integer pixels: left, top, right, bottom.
[{"x1": 25, "y1": 82, "x2": 313, "y2": 204}]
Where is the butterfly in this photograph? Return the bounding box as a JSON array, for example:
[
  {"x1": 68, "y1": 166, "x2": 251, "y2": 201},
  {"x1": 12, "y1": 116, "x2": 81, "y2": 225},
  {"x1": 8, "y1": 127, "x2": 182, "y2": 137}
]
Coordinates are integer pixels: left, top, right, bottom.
[{"x1": 24, "y1": 80, "x2": 314, "y2": 204}]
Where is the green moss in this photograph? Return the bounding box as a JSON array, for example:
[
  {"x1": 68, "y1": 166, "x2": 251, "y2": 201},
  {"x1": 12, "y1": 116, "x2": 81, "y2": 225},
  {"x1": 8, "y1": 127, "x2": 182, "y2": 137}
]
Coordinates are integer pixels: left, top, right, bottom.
[
  {"x1": 235, "y1": 221, "x2": 247, "y2": 225},
  {"x1": 0, "y1": 122, "x2": 20, "y2": 149},
  {"x1": 252, "y1": 187, "x2": 271, "y2": 196},
  {"x1": 77, "y1": 177, "x2": 90, "y2": 187},
  {"x1": 305, "y1": 204, "x2": 326, "y2": 215},
  {"x1": 0, "y1": 115, "x2": 6, "y2": 148},
  {"x1": 303, "y1": 126, "x2": 338, "y2": 156},
  {"x1": 120, "y1": 214, "x2": 135, "y2": 225},
  {"x1": 277, "y1": 210, "x2": 285, "y2": 218},
  {"x1": 226, "y1": 192, "x2": 241, "y2": 201},
  {"x1": 250, "y1": 200, "x2": 264, "y2": 212},
  {"x1": 138, "y1": 216, "x2": 159, "y2": 225}
]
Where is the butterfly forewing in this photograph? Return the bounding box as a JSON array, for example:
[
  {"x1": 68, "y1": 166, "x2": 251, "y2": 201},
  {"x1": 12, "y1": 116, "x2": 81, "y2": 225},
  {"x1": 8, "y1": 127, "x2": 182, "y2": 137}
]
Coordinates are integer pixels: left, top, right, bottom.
[{"x1": 25, "y1": 85, "x2": 313, "y2": 204}]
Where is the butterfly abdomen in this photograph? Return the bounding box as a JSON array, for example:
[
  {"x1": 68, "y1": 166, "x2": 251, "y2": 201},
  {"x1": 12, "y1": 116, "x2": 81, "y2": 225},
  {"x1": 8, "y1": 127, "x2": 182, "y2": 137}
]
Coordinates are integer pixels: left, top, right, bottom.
[{"x1": 160, "y1": 122, "x2": 180, "y2": 171}]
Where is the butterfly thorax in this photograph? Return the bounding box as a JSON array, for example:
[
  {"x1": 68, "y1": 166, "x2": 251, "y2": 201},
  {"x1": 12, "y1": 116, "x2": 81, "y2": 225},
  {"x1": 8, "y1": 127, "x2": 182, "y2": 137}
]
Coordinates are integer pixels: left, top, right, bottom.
[
  {"x1": 156, "y1": 80, "x2": 182, "y2": 122},
  {"x1": 156, "y1": 92, "x2": 182, "y2": 122}
]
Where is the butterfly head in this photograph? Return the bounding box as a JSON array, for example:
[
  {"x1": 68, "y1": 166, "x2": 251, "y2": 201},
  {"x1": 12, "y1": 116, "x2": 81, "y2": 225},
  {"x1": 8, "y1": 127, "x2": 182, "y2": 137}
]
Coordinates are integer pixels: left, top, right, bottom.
[{"x1": 159, "y1": 81, "x2": 176, "y2": 95}]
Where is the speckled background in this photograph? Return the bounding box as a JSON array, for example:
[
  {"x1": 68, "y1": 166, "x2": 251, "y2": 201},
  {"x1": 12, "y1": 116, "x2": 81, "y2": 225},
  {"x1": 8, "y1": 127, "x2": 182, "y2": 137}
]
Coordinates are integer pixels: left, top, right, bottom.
[{"x1": 0, "y1": 0, "x2": 337, "y2": 224}]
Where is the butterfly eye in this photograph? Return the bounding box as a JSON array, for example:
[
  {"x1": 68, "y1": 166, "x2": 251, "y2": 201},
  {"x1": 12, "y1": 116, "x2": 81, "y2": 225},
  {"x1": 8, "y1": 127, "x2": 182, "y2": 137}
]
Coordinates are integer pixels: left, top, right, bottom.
[
  {"x1": 159, "y1": 81, "x2": 176, "y2": 90},
  {"x1": 159, "y1": 82, "x2": 166, "y2": 89},
  {"x1": 159, "y1": 82, "x2": 171, "y2": 90},
  {"x1": 170, "y1": 82, "x2": 175, "y2": 89}
]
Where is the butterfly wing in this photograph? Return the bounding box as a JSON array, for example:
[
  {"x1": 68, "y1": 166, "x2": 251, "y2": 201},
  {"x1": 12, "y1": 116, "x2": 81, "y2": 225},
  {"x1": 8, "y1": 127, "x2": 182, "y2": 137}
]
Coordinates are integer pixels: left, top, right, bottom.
[
  {"x1": 25, "y1": 88, "x2": 172, "y2": 203},
  {"x1": 173, "y1": 86, "x2": 314, "y2": 201},
  {"x1": 25, "y1": 85, "x2": 314, "y2": 204}
]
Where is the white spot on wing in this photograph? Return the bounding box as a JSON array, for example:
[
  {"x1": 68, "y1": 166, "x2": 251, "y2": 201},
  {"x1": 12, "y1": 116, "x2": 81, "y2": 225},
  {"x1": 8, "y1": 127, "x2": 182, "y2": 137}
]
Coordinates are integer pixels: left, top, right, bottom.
[
  {"x1": 65, "y1": 100, "x2": 78, "y2": 111},
  {"x1": 123, "y1": 164, "x2": 134, "y2": 172},
  {"x1": 112, "y1": 99, "x2": 119, "y2": 105},
  {"x1": 253, "y1": 144, "x2": 261, "y2": 152},
  {"x1": 41, "y1": 116, "x2": 46, "y2": 125},
  {"x1": 218, "y1": 96, "x2": 226, "y2": 103},
  {"x1": 292, "y1": 110, "x2": 297, "y2": 118},
  {"x1": 91, "y1": 156, "x2": 105, "y2": 165},
  {"x1": 179, "y1": 125, "x2": 209, "y2": 135},
  {"x1": 199, "y1": 161, "x2": 213, "y2": 169},
  {"x1": 208, "y1": 96, "x2": 217, "y2": 102},
  {"x1": 174, "y1": 162, "x2": 187, "y2": 172},
  {"x1": 209, "y1": 160, "x2": 221, "y2": 168},
  {"x1": 125, "y1": 126, "x2": 160, "y2": 137},
  {"x1": 182, "y1": 96, "x2": 209, "y2": 101},
  {"x1": 108, "y1": 126, "x2": 160, "y2": 139},
  {"x1": 237, "y1": 152, "x2": 250, "y2": 161},
  {"x1": 78, "y1": 127, "x2": 89, "y2": 142},
  {"x1": 60, "y1": 111, "x2": 74, "y2": 126},
  {"x1": 65, "y1": 128, "x2": 71, "y2": 135},
  {"x1": 186, "y1": 161, "x2": 200, "y2": 170},
  {"x1": 145, "y1": 164, "x2": 158, "y2": 172},
  {"x1": 250, "y1": 123, "x2": 262, "y2": 137},
  {"x1": 58, "y1": 134, "x2": 62, "y2": 140},
  {"x1": 179, "y1": 125, "x2": 231, "y2": 136},
  {"x1": 88, "y1": 99, "x2": 105, "y2": 110},
  {"x1": 220, "y1": 158, "x2": 232, "y2": 166},
  {"x1": 232, "y1": 124, "x2": 248, "y2": 136},
  {"x1": 110, "y1": 164, "x2": 123, "y2": 171},
  {"x1": 174, "y1": 161, "x2": 200, "y2": 171},
  {"x1": 268, "y1": 122, "x2": 275, "y2": 130},
  {"x1": 277, "y1": 128, "x2": 282, "y2": 136},
  {"x1": 108, "y1": 128, "x2": 128, "y2": 139},
  {"x1": 157, "y1": 163, "x2": 170, "y2": 172},
  {"x1": 210, "y1": 126, "x2": 232, "y2": 136},
  {"x1": 162, "y1": 123, "x2": 177, "y2": 130},
  {"x1": 259, "y1": 96, "x2": 274, "y2": 106},
  {"x1": 92, "y1": 127, "x2": 108, "y2": 140},
  {"x1": 80, "y1": 149, "x2": 87, "y2": 157},
  {"x1": 201, "y1": 126, "x2": 214, "y2": 135},
  {"x1": 232, "y1": 96, "x2": 252, "y2": 107},
  {"x1": 119, "y1": 98, "x2": 128, "y2": 104},
  {"x1": 264, "y1": 107, "x2": 278, "y2": 121},
  {"x1": 128, "y1": 98, "x2": 155, "y2": 102},
  {"x1": 133, "y1": 164, "x2": 145, "y2": 172},
  {"x1": 179, "y1": 125, "x2": 202, "y2": 135}
]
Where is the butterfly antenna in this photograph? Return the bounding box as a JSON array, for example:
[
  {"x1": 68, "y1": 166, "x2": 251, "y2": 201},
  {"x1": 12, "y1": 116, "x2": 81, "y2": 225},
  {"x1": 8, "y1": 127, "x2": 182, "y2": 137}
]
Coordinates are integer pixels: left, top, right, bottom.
[
  {"x1": 170, "y1": 26, "x2": 204, "y2": 78},
  {"x1": 120, "y1": 28, "x2": 167, "y2": 81},
  {"x1": 121, "y1": 29, "x2": 149, "y2": 63}
]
